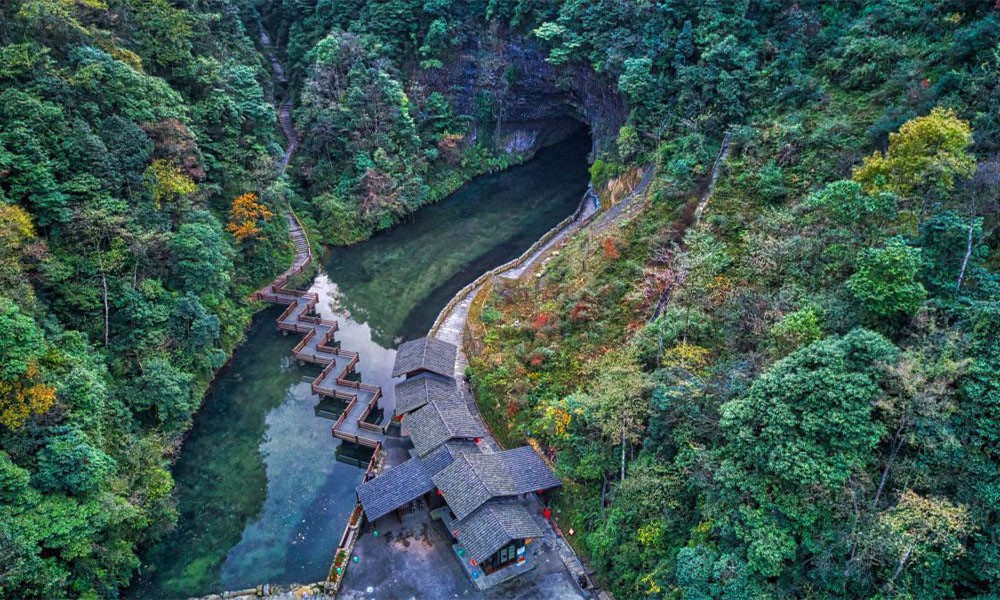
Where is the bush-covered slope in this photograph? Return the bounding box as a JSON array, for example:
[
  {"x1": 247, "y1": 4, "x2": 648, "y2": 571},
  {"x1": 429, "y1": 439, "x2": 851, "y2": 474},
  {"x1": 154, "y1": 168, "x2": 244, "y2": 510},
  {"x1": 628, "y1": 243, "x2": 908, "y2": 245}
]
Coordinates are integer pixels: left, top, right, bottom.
[
  {"x1": 454, "y1": 1, "x2": 1000, "y2": 597},
  {"x1": 0, "y1": 1, "x2": 292, "y2": 596}
]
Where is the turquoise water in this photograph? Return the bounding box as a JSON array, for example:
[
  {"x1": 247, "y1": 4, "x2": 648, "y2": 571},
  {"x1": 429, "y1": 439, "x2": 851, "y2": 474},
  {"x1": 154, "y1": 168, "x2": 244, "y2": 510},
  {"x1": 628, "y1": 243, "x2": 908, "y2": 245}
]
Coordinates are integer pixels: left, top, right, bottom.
[{"x1": 130, "y1": 129, "x2": 591, "y2": 598}]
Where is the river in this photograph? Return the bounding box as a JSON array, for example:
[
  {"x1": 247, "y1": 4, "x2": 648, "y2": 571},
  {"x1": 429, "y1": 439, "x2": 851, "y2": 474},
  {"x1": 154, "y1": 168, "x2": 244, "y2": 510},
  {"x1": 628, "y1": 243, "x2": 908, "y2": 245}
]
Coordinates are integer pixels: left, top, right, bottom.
[{"x1": 130, "y1": 128, "x2": 591, "y2": 598}]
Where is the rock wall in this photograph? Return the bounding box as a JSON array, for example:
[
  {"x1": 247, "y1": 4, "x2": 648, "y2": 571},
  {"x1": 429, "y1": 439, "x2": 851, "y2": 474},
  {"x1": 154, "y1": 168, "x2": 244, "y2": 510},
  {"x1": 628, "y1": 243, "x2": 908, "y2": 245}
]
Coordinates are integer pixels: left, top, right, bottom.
[{"x1": 416, "y1": 27, "x2": 625, "y2": 157}]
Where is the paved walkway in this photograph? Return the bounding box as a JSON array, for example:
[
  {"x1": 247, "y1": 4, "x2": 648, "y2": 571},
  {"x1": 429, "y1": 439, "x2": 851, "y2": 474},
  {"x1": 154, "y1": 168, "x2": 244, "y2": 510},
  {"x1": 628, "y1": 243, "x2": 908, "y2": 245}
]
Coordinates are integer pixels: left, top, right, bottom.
[
  {"x1": 427, "y1": 169, "x2": 654, "y2": 599},
  {"x1": 588, "y1": 166, "x2": 656, "y2": 235},
  {"x1": 277, "y1": 98, "x2": 299, "y2": 172},
  {"x1": 433, "y1": 185, "x2": 599, "y2": 352},
  {"x1": 255, "y1": 27, "x2": 385, "y2": 447},
  {"x1": 692, "y1": 131, "x2": 731, "y2": 226},
  {"x1": 433, "y1": 167, "x2": 653, "y2": 356},
  {"x1": 431, "y1": 188, "x2": 602, "y2": 453},
  {"x1": 500, "y1": 187, "x2": 600, "y2": 280},
  {"x1": 260, "y1": 28, "x2": 298, "y2": 172}
]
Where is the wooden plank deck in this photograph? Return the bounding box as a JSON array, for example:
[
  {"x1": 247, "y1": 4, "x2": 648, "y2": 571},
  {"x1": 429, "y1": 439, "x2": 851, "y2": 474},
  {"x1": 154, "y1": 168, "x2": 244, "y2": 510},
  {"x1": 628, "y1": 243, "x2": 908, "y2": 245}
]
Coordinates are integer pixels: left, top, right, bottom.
[{"x1": 253, "y1": 212, "x2": 386, "y2": 448}]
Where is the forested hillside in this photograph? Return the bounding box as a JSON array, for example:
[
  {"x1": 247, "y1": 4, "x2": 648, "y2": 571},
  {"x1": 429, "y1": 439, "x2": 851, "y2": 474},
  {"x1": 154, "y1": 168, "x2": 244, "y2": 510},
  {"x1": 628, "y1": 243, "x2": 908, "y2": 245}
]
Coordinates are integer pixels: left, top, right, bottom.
[
  {"x1": 1, "y1": 0, "x2": 999, "y2": 598},
  {"x1": 458, "y1": 2, "x2": 1000, "y2": 598},
  {"x1": 0, "y1": 1, "x2": 293, "y2": 596}
]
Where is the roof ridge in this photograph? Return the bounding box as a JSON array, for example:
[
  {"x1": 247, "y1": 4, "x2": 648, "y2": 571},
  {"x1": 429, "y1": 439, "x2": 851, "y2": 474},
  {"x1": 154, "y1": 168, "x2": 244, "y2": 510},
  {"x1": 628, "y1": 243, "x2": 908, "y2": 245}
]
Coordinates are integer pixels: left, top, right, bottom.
[{"x1": 463, "y1": 452, "x2": 516, "y2": 495}]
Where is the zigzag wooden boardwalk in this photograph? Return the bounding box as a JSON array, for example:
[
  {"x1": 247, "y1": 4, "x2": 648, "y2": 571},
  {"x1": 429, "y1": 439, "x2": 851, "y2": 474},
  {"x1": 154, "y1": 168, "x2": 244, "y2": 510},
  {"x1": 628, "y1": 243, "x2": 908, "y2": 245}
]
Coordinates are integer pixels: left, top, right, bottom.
[{"x1": 253, "y1": 213, "x2": 387, "y2": 448}]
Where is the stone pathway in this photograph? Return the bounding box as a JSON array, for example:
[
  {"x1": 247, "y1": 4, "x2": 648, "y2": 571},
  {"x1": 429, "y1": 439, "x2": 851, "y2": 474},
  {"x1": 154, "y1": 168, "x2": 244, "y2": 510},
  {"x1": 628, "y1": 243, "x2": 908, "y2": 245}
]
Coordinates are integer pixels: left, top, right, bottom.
[
  {"x1": 260, "y1": 27, "x2": 299, "y2": 172},
  {"x1": 277, "y1": 97, "x2": 299, "y2": 172},
  {"x1": 254, "y1": 214, "x2": 386, "y2": 448},
  {"x1": 259, "y1": 29, "x2": 287, "y2": 84},
  {"x1": 428, "y1": 170, "x2": 655, "y2": 600},
  {"x1": 500, "y1": 187, "x2": 600, "y2": 280},
  {"x1": 589, "y1": 166, "x2": 655, "y2": 235},
  {"x1": 692, "y1": 131, "x2": 732, "y2": 226}
]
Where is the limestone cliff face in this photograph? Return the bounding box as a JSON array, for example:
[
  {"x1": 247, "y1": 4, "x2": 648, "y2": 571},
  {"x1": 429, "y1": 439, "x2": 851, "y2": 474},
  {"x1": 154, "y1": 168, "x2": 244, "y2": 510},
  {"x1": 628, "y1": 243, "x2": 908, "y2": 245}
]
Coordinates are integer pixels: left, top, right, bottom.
[{"x1": 415, "y1": 27, "x2": 625, "y2": 157}]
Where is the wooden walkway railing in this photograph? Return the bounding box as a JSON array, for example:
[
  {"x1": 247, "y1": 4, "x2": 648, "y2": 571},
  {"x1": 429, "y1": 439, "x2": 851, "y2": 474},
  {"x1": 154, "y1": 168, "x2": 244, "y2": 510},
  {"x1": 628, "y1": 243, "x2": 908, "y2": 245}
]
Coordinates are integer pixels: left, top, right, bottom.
[
  {"x1": 428, "y1": 185, "x2": 600, "y2": 337},
  {"x1": 253, "y1": 211, "x2": 387, "y2": 448}
]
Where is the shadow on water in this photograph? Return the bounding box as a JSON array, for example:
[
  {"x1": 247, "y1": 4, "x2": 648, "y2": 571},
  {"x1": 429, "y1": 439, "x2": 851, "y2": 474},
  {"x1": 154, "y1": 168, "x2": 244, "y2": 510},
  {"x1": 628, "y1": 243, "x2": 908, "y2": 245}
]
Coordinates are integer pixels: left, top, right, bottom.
[
  {"x1": 325, "y1": 127, "x2": 593, "y2": 344},
  {"x1": 130, "y1": 127, "x2": 591, "y2": 598}
]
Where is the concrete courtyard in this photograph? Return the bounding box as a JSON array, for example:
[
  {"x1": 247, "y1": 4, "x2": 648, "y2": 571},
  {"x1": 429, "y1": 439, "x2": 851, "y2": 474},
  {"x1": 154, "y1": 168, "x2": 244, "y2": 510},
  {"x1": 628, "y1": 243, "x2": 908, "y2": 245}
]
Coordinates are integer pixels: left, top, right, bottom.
[{"x1": 337, "y1": 497, "x2": 586, "y2": 600}]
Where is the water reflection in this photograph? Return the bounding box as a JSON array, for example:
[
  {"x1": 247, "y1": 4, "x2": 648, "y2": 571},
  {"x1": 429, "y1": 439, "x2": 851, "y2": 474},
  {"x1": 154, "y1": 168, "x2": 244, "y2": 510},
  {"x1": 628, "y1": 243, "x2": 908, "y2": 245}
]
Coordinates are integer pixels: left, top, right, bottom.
[
  {"x1": 132, "y1": 129, "x2": 591, "y2": 597},
  {"x1": 220, "y1": 381, "x2": 358, "y2": 587},
  {"x1": 326, "y1": 128, "x2": 593, "y2": 345}
]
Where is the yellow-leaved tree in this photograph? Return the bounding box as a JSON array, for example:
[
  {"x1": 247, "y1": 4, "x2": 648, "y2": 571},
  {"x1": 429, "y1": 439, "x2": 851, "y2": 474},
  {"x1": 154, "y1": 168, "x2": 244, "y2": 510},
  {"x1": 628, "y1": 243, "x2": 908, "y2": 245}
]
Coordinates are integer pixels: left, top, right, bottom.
[
  {"x1": 226, "y1": 192, "x2": 273, "y2": 241},
  {"x1": 0, "y1": 299, "x2": 56, "y2": 429},
  {"x1": 853, "y1": 107, "x2": 975, "y2": 218},
  {"x1": 145, "y1": 159, "x2": 195, "y2": 207},
  {"x1": 0, "y1": 204, "x2": 38, "y2": 304}
]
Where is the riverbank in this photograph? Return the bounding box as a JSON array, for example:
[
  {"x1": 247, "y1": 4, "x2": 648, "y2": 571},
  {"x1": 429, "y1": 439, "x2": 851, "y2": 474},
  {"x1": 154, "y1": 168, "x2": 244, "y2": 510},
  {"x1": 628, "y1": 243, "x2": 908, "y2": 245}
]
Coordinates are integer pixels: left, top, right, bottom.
[
  {"x1": 431, "y1": 166, "x2": 656, "y2": 597},
  {"x1": 303, "y1": 126, "x2": 585, "y2": 247},
  {"x1": 126, "y1": 25, "x2": 603, "y2": 596},
  {"x1": 132, "y1": 125, "x2": 593, "y2": 597}
]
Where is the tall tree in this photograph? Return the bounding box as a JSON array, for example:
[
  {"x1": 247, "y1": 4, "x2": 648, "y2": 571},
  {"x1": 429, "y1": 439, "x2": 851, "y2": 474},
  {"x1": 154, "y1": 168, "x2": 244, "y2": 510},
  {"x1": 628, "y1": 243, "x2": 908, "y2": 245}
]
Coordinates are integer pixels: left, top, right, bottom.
[{"x1": 716, "y1": 329, "x2": 898, "y2": 586}]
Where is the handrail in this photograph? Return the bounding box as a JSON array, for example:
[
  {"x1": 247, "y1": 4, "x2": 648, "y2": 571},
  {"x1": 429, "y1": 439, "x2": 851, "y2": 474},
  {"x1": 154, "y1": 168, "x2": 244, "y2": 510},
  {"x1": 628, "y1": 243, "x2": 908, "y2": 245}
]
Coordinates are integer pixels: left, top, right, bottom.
[
  {"x1": 327, "y1": 442, "x2": 383, "y2": 590},
  {"x1": 332, "y1": 397, "x2": 358, "y2": 432},
  {"x1": 257, "y1": 210, "x2": 386, "y2": 449},
  {"x1": 357, "y1": 389, "x2": 384, "y2": 432},
  {"x1": 364, "y1": 442, "x2": 382, "y2": 476},
  {"x1": 429, "y1": 166, "x2": 655, "y2": 338},
  {"x1": 429, "y1": 186, "x2": 600, "y2": 336}
]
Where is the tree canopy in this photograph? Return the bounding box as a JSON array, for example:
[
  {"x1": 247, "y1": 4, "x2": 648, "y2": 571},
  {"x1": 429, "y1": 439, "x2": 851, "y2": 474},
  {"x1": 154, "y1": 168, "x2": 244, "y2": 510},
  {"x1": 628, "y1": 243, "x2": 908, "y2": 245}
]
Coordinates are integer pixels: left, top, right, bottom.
[{"x1": 1, "y1": 0, "x2": 999, "y2": 596}]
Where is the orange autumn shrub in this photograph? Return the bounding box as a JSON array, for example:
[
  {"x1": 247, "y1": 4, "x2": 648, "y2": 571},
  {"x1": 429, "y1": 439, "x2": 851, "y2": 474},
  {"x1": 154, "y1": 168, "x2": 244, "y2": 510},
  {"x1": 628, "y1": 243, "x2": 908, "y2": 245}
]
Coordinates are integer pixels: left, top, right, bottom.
[
  {"x1": 226, "y1": 193, "x2": 273, "y2": 241},
  {"x1": 602, "y1": 237, "x2": 620, "y2": 259}
]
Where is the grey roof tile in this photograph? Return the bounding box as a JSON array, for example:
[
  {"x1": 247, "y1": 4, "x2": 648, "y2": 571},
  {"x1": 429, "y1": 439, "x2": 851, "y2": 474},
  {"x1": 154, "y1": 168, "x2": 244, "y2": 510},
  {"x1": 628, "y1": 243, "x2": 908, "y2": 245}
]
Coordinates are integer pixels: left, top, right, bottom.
[
  {"x1": 454, "y1": 499, "x2": 544, "y2": 562},
  {"x1": 357, "y1": 439, "x2": 493, "y2": 521},
  {"x1": 405, "y1": 399, "x2": 483, "y2": 457},
  {"x1": 394, "y1": 373, "x2": 460, "y2": 416},
  {"x1": 433, "y1": 456, "x2": 494, "y2": 520},
  {"x1": 392, "y1": 337, "x2": 458, "y2": 378},
  {"x1": 420, "y1": 441, "x2": 480, "y2": 476},
  {"x1": 356, "y1": 457, "x2": 434, "y2": 521},
  {"x1": 500, "y1": 446, "x2": 562, "y2": 493},
  {"x1": 433, "y1": 448, "x2": 560, "y2": 520}
]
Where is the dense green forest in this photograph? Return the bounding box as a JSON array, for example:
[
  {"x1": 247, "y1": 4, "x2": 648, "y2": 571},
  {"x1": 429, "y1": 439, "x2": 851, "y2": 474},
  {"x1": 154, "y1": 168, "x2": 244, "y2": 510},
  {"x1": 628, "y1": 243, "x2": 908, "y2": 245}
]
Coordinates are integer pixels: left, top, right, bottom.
[
  {"x1": 1, "y1": 0, "x2": 998, "y2": 598},
  {"x1": 0, "y1": 0, "x2": 301, "y2": 596},
  {"x1": 461, "y1": 2, "x2": 1000, "y2": 599}
]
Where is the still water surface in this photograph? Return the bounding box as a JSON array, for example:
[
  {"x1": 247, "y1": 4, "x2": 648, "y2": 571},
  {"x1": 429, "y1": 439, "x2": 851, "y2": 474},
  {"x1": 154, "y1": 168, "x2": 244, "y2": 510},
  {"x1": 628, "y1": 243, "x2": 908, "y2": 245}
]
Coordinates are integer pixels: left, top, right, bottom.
[{"x1": 132, "y1": 129, "x2": 591, "y2": 597}]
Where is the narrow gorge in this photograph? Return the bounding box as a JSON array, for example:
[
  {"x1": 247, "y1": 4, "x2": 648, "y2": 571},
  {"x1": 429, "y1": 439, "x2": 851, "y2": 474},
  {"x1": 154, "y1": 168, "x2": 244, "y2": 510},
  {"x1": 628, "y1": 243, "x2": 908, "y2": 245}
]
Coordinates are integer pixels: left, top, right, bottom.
[{"x1": 1, "y1": 3, "x2": 997, "y2": 599}]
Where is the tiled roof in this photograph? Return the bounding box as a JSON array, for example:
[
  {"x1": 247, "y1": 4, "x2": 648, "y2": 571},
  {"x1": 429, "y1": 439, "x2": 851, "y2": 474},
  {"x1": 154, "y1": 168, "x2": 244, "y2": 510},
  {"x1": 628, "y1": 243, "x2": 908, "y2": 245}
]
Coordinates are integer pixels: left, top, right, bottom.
[
  {"x1": 392, "y1": 337, "x2": 457, "y2": 378},
  {"x1": 358, "y1": 440, "x2": 490, "y2": 521},
  {"x1": 433, "y1": 448, "x2": 560, "y2": 520},
  {"x1": 500, "y1": 446, "x2": 562, "y2": 493},
  {"x1": 419, "y1": 441, "x2": 480, "y2": 476},
  {"x1": 454, "y1": 499, "x2": 544, "y2": 562},
  {"x1": 405, "y1": 399, "x2": 483, "y2": 457},
  {"x1": 394, "y1": 373, "x2": 460, "y2": 416},
  {"x1": 432, "y1": 456, "x2": 495, "y2": 520},
  {"x1": 356, "y1": 456, "x2": 435, "y2": 521}
]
